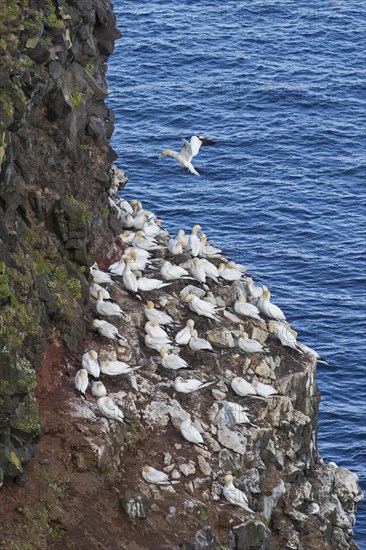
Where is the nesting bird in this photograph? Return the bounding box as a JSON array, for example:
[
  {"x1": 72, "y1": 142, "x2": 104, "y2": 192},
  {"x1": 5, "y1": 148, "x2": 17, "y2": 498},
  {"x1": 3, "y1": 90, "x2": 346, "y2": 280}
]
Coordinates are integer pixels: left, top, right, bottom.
[
  {"x1": 144, "y1": 300, "x2": 174, "y2": 326},
  {"x1": 174, "y1": 376, "x2": 214, "y2": 394},
  {"x1": 82, "y1": 350, "x2": 100, "y2": 380},
  {"x1": 160, "y1": 348, "x2": 189, "y2": 371},
  {"x1": 184, "y1": 294, "x2": 219, "y2": 321},
  {"x1": 92, "y1": 319, "x2": 127, "y2": 343},
  {"x1": 96, "y1": 290, "x2": 126, "y2": 318},
  {"x1": 175, "y1": 319, "x2": 195, "y2": 345},
  {"x1": 142, "y1": 465, "x2": 179, "y2": 485},
  {"x1": 97, "y1": 396, "x2": 129, "y2": 423},
  {"x1": 100, "y1": 360, "x2": 142, "y2": 376},
  {"x1": 223, "y1": 475, "x2": 254, "y2": 513},
  {"x1": 179, "y1": 417, "x2": 207, "y2": 448},
  {"x1": 75, "y1": 369, "x2": 88, "y2": 399}
]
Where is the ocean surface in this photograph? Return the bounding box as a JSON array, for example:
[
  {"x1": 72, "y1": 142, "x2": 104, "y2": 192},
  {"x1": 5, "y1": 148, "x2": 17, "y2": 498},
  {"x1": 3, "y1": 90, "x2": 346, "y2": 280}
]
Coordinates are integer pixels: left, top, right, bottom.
[{"x1": 107, "y1": 1, "x2": 366, "y2": 544}]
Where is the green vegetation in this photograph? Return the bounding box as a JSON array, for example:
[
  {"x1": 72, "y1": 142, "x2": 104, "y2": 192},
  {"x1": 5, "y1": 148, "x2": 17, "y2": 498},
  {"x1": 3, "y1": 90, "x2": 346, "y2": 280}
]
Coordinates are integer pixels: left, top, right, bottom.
[
  {"x1": 0, "y1": 92, "x2": 14, "y2": 117},
  {"x1": 86, "y1": 59, "x2": 94, "y2": 75},
  {"x1": 70, "y1": 91, "x2": 82, "y2": 109},
  {"x1": 102, "y1": 205, "x2": 109, "y2": 218},
  {"x1": 198, "y1": 508, "x2": 208, "y2": 521},
  {"x1": 80, "y1": 143, "x2": 88, "y2": 152},
  {"x1": 8, "y1": 4, "x2": 21, "y2": 17}
]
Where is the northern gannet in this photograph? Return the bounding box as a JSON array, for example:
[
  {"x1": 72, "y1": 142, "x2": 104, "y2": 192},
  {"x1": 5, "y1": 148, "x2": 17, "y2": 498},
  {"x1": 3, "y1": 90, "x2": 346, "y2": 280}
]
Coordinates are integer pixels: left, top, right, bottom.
[
  {"x1": 218, "y1": 262, "x2": 243, "y2": 281},
  {"x1": 100, "y1": 360, "x2": 142, "y2": 376},
  {"x1": 137, "y1": 277, "x2": 172, "y2": 291},
  {"x1": 234, "y1": 295, "x2": 262, "y2": 321},
  {"x1": 96, "y1": 290, "x2": 126, "y2": 318},
  {"x1": 189, "y1": 329, "x2": 213, "y2": 352},
  {"x1": 90, "y1": 263, "x2": 114, "y2": 285},
  {"x1": 223, "y1": 475, "x2": 254, "y2": 513},
  {"x1": 145, "y1": 321, "x2": 170, "y2": 340},
  {"x1": 258, "y1": 289, "x2": 286, "y2": 321},
  {"x1": 142, "y1": 218, "x2": 162, "y2": 238},
  {"x1": 180, "y1": 417, "x2": 207, "y2": 448},
  {"x1": 174, "y1": 376, "x2": 214, "y2": 393},
  {"x1": 97, "y1": 396, "x2": 130, "y2": 423},
  {"x1": 90, "y1": 282, "x2": 111, "y2": 300},
  {"x1": 133, "y1": 231, "x2": 163, "y2": 251},
  {"x1": 168, "y1": 236, "x2": 186, "y2": 255},
  {"x1": 238, "y1": 331, "x2": 267, "y2": 354},
  {"x1": 159, "y1": 136, "x2": 215, "y2": 176},
  {"x1": 201, "y1": 258, "x2": 219, "y2": 283},
  {"x1": 175, "y1": 319, "x2": 195, "y2": 345},
  {"x1": 142, "y1": 465, "x2": 179, "y2": 485},
  {"x1": 184, "y1": 294, "x2": 219, "y2": 321},
  {"x1": 246, "y1": 277, "x2": 263, "y2": 302},
  {"x1": 120, "y1": 230, "x2": 135, "y2": 244},
  {"x1": 160, "y1": 348, "x2": 189, "y2": 370},
  {"x1": 231, "y1": 376, "x2": 257, "y2": 397},
  {"x1": 191, "y1": 258, "x2": 206, "y2": 284},
  {"x1": 186, "y1": 225, "x2": 202, "y2": 257},
  {"x1": 144, "y1": 300, "x2": 174, "y2": 326},
  {"x1": 251, "y1": 380, "x2": 279, "y2": 398},
  {"x1": 267, "y1": 320, "x2": 299, "y2": 351},
  {"x1": 82, "y1": 350, "x2": 100, "y2": 380},
  {"x1": 160, "y1": 261, "x2": 191, "y2": 281},
  {"x1": 92, "y1": 319, "x2": 127, "y2": 344},
  {"x1": 199, "y1": 234, "x2": 222, "y2": 258},
  {"x1": 91, "y1": 380, "x2": 107, "y2": 397},
  {"x1": 122, "y1": 258, "x2": 139, "y2": 294},
  {"x1": 144, "y1": 334, "x2": 173, "y2": 352},
  {"x1": 75, "y1": 369, "x2": 88, "y2": 399}
]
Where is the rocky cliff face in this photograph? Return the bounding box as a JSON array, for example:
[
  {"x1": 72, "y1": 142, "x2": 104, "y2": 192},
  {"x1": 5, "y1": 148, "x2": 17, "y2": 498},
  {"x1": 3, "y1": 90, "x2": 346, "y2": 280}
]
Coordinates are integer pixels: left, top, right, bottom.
[
  {"x1": 0, "y1": 0, "x2": 121, "y2": 486},
  {"x1": 0, "y1": 2, "x2": 362, "y2": 549}
]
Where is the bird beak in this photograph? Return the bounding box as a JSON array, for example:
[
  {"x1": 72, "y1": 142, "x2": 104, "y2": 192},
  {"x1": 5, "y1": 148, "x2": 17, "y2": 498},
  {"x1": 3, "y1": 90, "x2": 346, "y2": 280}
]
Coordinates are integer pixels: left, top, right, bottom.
[{"x1": 158, "y1": 153, "x2": 165, "y2": 159}]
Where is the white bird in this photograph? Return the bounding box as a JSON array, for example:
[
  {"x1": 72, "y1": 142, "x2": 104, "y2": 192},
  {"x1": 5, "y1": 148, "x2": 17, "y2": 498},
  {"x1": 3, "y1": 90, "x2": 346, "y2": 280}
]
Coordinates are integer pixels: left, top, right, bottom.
[
  {"x1": 160, "y1": 261, "x2": 191, "y2": 281},
  {"x1": 296, "y1": 341, "x2": 327, "y2": 364},
  {"x1": 133, "y1": 210, "x2": 149, "y2": 230},
  {"x1": 137, "y1": 277, "x2": 172, "y2": 291},
  {"x1": 133, "y1": 231, "x2": 163, "y2": 251},
  {"x1": 159, "y1": 136, "x2": 215, "y2": 176},
  {"x1": 82, "y1": 350, "x2": 100, "y2": 379},
  {"x1": 144, "y1": 334, "x2": 173, "y2": 352},
  {"x1": 201, "y1": 258, "x2": 219, "y2": 283},
  {"x1": 145, "y1": 321, "x2": 170, "y2": 341},
  {"x1": 120, "y1": 212, "x2": 135, "y2": 229},
  {"x1": 118, "y1": 198, "x2": 133, "y2": 215},
  {"x1": 175, "y1": 319, "x2": 195, "y2": 345},
  {"x1": 119, "y1": 230, "x2": 135, "y2": 244},
  {"x1": 97, "y1": 396, "x2": 128, "y2": 423},
  {"x1": 92, "y1": 319, "x2": 127, "y2": 344},
  {"x1": 144, "y1": 300, "x2": 174, "y2": 325},
  {"x1": 267, "y1": 320, "x2": 299, "y2": 350},
  {"x1": 90, "y1": 263, "x2": 114, "y2": 284},
  {"x1": 231, "y1": 377, "x2": 257, "y2": 397},
  {"x1": 122, "y1": 258, "x2": 138, "y2": 294},
  {"x1": 180, "y1": 417, "x2": 206, "y2": 448},
  {"x1": 184, "y1": 294, "x2": 219, "y2": 321},
  {"x1": 107, "y1": 258, "x2": 125, "y2": 276},
  {"x1": 258, "y1": 289, "x2": 286, "y2": 321},
  {"x1": 142, "y1": 465, "x2": 179, "y2": 485},
  {"x1": 91, "y1": 380, "x2": 107, "y2": 397},
  {"x1": 100, "y1": 360, "x2": 142, "y2": 376},
  {"x1": 90, "y1": 282, "x2": 111, "y2": 300},
  {"x1": 191, "y1": 258, "x2": 206, "y2": 284},
  {"x1": 199, "y1": 234, "x2": 222, "y2": 258},
  {"x1": 160, "y1": 348, "x2": 189, "y2": 370},
  {"x1": 238, "y1": 332, "x2": 267, "y2": 354},
  {"x1": 96, "y1": 290, "x2": 126, "y2": 318},
  {"x1": 234, "y1": 295, "x2": 262, "y2": 321},
  {"x1": 186, "y1": 225, "x2": 202, "y2": 257},
  {"x1": 252, "y1": 380, "x2": 279, "y2": 398},
  {"x1": 75, "y1": 369, "x2": 88, "y2": 399},
  {"x1": 189, "y1": 329, "x2": 213, "y2": 352},
  {"x1": 218, "y1": 262, "x2": 243, "y2": 281},
  {"x1": 168, "y1": 238, "x2": 186, "y2": 255},
  {"x1": 246, "y1": 277, "x2": 263, "y2": 302},
  {"x1": 174, "y1": 376, "x2": 214, "y2": 394},
  {"x1": 142, "y1": 219, "x2": 161, "y2": 238},
  {"x1": 223, "y1": 475, "x2": 254, "y2": 513}
]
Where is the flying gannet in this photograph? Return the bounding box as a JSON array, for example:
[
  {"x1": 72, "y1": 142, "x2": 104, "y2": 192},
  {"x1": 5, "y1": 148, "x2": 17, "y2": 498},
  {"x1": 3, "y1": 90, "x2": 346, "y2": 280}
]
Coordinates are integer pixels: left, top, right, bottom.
[{"x1": 159, "y1": 136, "x2": 215, "y2": 176}]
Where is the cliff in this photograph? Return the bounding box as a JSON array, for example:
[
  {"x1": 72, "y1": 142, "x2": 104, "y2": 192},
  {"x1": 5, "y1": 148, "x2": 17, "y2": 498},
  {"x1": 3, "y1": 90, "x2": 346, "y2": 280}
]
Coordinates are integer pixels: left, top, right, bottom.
[{"x1": 0, "y1": 1, "x2": 362, "y2": 549}]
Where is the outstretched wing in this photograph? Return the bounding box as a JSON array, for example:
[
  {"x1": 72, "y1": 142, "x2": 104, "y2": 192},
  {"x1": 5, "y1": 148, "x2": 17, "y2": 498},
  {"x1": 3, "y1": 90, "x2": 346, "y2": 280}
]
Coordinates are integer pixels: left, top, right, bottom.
[
  {"x1": 180, "y1": 138, "x2": 193, "y2": 162},
  {"x1": 191, "y1": 136, "x2": 216, "y2": 157}
]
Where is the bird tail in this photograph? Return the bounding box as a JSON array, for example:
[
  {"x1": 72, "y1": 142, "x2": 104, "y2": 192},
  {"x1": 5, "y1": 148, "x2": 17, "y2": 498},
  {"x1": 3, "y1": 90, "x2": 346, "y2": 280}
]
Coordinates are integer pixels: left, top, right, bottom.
[
  {"x1": 200, "y1": 381, "x2": 215, "y2": 389},
  {"x1": 77, "y1": 390, "x2": 87, "y2": 400}
]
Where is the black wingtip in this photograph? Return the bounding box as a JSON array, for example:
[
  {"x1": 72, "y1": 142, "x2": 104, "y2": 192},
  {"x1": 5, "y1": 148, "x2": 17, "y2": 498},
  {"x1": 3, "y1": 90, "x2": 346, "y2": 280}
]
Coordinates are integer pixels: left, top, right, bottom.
[{"x1": 198, "y1": 137, "x2": 216, "y2": 146}]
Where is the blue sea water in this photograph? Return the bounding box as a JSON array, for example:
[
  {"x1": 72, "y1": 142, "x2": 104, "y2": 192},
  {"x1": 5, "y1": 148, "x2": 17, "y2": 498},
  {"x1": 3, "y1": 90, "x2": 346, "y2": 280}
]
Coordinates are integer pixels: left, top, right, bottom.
[{"x1": 107, "y1": 1, "x2": 366, "y2": 544}]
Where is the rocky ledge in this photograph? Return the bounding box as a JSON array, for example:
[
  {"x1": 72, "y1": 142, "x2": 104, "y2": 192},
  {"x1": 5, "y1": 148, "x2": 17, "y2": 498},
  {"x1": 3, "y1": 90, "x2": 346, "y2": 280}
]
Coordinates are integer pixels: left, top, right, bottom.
[{"x1": 0, "y1": 1, "x2": 363, "y2": 549}]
